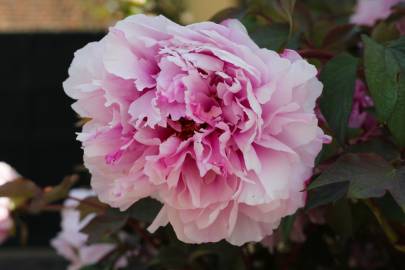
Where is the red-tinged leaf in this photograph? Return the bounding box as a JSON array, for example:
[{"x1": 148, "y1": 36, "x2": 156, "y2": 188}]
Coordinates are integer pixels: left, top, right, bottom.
[
  {"x1": 77, "y1": 196, "x2": 108, "y2": 221},
  {"x1": 323, "y1": 24, "x2": 359, "y2": 50},
  {"x1": 81, "y1": 209, "x2": 128, "y2": 244},
  {"x1": 42, "y1": 175, "x2": 79, "y2": 204},
  {"x1": 0, "y1": 178, "x2": 41, "y2": 199}
]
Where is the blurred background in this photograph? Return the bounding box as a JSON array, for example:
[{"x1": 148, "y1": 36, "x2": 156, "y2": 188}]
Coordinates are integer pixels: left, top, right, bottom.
[
  {"x1": 1, "y1": 1, "x2": 405, "y2": 270},
  {"x1": 0, "y1": 0, "x2": 236, "y2": 267},
  {"x1": 0, "y1": 0, "x2": 238, "y2": 31}
]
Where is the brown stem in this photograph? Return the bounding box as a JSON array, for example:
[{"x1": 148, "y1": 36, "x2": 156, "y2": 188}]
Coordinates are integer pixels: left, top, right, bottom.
[
  {"x1": 364, "y1": 199, "x2": 400, "y2": 246},
  {"x1": 298, "y1": 49, "x2": 335, "y2": 60}
]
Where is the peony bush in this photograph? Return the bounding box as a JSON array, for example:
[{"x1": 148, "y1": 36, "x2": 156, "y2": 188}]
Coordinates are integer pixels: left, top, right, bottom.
[
  {"x1": 0, "y1": 0, "x2": 405, "y2": 269},
  {"x1": 63, "y1": 14, "x2": 329, "y2": 245}
]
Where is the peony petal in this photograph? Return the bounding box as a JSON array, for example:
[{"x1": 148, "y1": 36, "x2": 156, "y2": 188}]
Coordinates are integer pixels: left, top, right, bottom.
[{"x1": 129, "y1": 91, "x2": 162, "y2": 128}]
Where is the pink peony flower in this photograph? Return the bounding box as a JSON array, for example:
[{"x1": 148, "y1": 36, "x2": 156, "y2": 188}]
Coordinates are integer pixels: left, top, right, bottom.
[
  {"x1": 0, "y1": 162, "x2": 19, "y2": 244},
  {"x1": 51, "y1": 189, "x2": 127, "y2": 270},
  {"x1": 64, "y1": 14, "x2": 329, "y2": 245},
  {"x1": 349, "y1": 80, "x2": 375, "y2": 129},
  {"x1": 350, "y1": 0, "x2": 403, "y2": 26}
]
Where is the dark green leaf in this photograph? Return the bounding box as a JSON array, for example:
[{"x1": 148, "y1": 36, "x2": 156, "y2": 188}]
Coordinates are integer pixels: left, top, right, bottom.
[
  {"x1": 309, "y1": 153, "x2": 394, "y2": 198},
  {"x1": 387, "y1": 37, "x2": 405, "y2": 68},
  {"x1": 325, "y1": 199, "x2": 353, "y2": 238},
  {"x1": 285, "y1": 31, "x2": 301, "y2": 50},
  {"x1": 308, "y1": 153, "x2": 405, "y2": 211},
  {"x1": 81, "y1": 209, "x2": 127, "y2": 244},
  {"x1": 280, "y1": 214, "x2": 296, "y2": 242},
  {"x1": 386, "y1": 73, "x2": 405, "y2": 147},
  {"x1": 363, "y1": 35, "x2": 399, "y2": 121},
  {"x1": 389, "y1": 167, "x2": 405, "y2": 211},
  {"x1": 127, "y1": 197, "x2": 162, "y2": 223},
  {"x1": 363, "y1": 36, "x2": 405, "y2": 146},
  {"x1": 315, "y1": 138, "x2": 339, "y2": 165},
  {"x1": 375, "y1": 194, "x2": 405, "y2": 223},
  {"x1": 347, "y1": 138, "x2": 400, "y2": 162},
  {"x1": 250, "y1": 24, "x2": 290, "y2": 51},
  {"x1": 306, "y1": 182, "x2": 349, "y2": 209},
  {"x1": 319, "y1": 53, "x2": 358, "y2": 144},
  {"x1": 302, "y1": 0, "x2": 355, "y2": 17},
  {"x1": 372, "y1": 21, "x2": 400, "y2": 44}
]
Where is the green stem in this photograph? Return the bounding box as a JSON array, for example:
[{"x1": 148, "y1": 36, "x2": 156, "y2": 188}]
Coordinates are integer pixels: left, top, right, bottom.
[{"x1": 364, "y1": 199, "x2": 405, "y2": 252}]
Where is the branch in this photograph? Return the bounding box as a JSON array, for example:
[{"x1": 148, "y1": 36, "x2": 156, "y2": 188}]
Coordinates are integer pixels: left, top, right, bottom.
[{"x1": 298, "y1": 49, "x2": 335, "y2": 60}]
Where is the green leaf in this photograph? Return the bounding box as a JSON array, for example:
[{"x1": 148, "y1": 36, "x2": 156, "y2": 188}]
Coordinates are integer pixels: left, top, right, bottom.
[
  {"x1": 363, "y1": 36, "x2": 405, "y2": 146},
  {"x1": 325, "y1": 199, "x2": 353, "y2": 238},
  {"x1": 375, "y1": 194, "x2": 405, "y2": 223},
  {"x1": 280, "y1": 214, "x2": 296, "y2": 242},
  {"x1": 386, "y1": 73, "x2": 405, "y2": 147},
  {"x1": 250, "y1": 24, "x2": 290, "y2": 51},
  {"x1": 306, "y1": 182, "x2": 349, "y2": 209},
  {"x1": 319, "y1": 53, "x2": 358, "y2": 144},
  {"x1": 81, "y1": 209, "x2": 127, "y2": 244},
  {"x1": 347, "y1": 138, "x2": 400, "y2": 162},
  {"x1": 308, "y1": 153, "x2": 405, "y2": 211},
  {"x1": 389, "y1": 167, "x2": 405, "y2": 211},
  {"x1": 308, "y1": 153, "x2": 393, "y2": 194},
  {"x1": 315, "y1": 138, "x2": 339, "y2": 165},
  {"x1": 363, "y1": 35, "x2": 398, "y2": 120},
  {"x1": 285, "y1": 31, "x2": 301, "y2": 50},
  {"x1": 372, "y1": 21, "x2": 400, "y2": 44},
  {"x1": 127, "y1": 197, "x2": 162, "y2": 223},
  {"x1": 387, "y1": 36, "x2": 405, "y2": 69}
]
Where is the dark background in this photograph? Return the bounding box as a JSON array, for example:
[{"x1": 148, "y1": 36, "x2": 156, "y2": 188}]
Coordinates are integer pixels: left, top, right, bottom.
[{"x1": 0, "y1": 33, "x2": 103, "y2": 246}]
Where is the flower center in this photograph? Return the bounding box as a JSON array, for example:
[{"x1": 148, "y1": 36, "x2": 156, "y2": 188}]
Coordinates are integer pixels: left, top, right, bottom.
[{"x1": 176, "y1": 118, "x2": 208, "y2": 140}]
